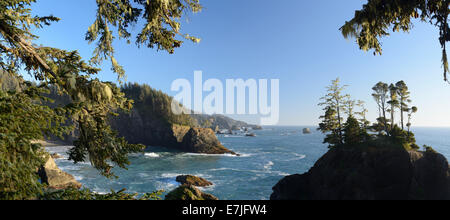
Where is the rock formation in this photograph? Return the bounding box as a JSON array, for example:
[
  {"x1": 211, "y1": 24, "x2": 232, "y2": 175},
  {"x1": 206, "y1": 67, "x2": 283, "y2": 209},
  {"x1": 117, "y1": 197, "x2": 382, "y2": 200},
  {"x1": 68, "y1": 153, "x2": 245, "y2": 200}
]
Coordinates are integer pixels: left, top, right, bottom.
[
  {"x1": 303, "y1": 128, "x2": 312, "y2": 134},
  {"x1": 181, "y1": 128, "x2": 236, "y2": 155},
  {"x1": 110, "y1": 111, "x2": 236, "y2": 154},
  {"x1": 176, "y1": 175, "x2": 213, "y2": 187},
  {"x1": 38, "y1": 155, "x2": 82, "y2": 190},
  {"x1": 271, "y1": 146, "x2": 450, "y2": 200},
  {"x1": 165, "y1": 185, "x2": 218, "y2": 200},
  {"x1": 50, "y1": 153, "x2": 63, "y2": 159}
]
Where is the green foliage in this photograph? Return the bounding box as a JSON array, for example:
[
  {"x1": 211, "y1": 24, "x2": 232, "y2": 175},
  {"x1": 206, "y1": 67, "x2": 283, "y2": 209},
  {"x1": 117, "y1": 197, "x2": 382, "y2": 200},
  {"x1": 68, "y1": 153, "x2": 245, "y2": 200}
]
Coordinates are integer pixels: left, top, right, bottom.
[
  {"x1": 0, "y1": 85, "x2": 69, "y2": 200},
  {"x1": 319, "y1": 107, "x2": 341, "y2": 147},
  {"x1": 390, "y1": 125, "x2": 417, "y2": 146},
  {"x1": 0, "y1": 0, "x2": 202, "y2": 199},
  {"x1": 341, "y1": 0, "x2": 450, "y2": 81},
  {"x1": 86, "y1": 0, "x2": 202, "y2": 80},
  {"x1": 319, "y1": 79, "x2": 419, "y2": 151},
  {"x1": 120, "y1": 83, "x2": 195, "y2": 126},
  {"x1": 343, "y1": 116, "x2": 364, "y2": 145},
  {"x1": 40, "y1": 188, "x2": 163, "y2": 200},
  {"x1": 395, "y1": 81, "x2": 411, "y2": 130},
  {"x1": 372, "y1": 82, "x2": 389, "y2": 134},
  {"x1": 318, "y1": 78, "x2": 350, "y2": 146}
]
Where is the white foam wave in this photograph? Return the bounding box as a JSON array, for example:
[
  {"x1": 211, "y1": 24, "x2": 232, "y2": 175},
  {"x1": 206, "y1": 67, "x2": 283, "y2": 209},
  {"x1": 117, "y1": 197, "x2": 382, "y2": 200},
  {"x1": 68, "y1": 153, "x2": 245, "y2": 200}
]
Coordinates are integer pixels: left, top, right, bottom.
[
  {"x1": 181, "y1": 152, "x2": 252, "y2": 158},
  {"x1": 161, "y1": 173, "x2": 183, "y2": 178},
  {"x1": 144, "y1": 152, "x2": 160, "y2": 158},
  {"x1": 264, "y1": 161, "x2": 274, "y2": 170}
]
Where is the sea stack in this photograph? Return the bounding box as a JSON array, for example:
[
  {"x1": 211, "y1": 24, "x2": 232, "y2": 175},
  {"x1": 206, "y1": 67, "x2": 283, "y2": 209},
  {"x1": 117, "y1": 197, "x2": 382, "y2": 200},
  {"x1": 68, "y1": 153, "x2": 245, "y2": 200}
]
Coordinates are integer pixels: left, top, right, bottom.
[
  {"x1": 303, "y1": 128, "x2": 312, "y2": 134},
  {"x1": 271, "y1": 146, "x2": 450, "y2": 200}
]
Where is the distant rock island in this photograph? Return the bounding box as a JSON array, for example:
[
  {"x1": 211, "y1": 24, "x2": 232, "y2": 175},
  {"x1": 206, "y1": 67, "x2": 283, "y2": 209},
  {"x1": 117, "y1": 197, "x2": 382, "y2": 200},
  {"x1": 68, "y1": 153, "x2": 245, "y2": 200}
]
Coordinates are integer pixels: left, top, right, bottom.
[
  {"x1": 303, "y1": 128, "x2": 312, "y2": 134},
  {"x1": 271, "y1": 141, "x2": 450, "y2": 200}
]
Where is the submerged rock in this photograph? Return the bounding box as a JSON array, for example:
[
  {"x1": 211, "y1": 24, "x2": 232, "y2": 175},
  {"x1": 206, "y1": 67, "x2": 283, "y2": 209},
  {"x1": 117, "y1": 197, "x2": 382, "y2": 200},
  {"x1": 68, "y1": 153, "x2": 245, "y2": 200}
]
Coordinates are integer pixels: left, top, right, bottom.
[
  {"x1": 176, "y1": 175, "x2": 213, "y2": 187},
  {"x1": 38, "y1": 155, "x2": 82, "y2": 190},
  {"x1": 181, "y1": 128, "x2": 236, "y2": 155},
  {"x1": 271, "y1": 146, "x2": 450, "y2": 200},
  {"x1": 165, "y1": 185, "x2": 218, "y2": 200}
]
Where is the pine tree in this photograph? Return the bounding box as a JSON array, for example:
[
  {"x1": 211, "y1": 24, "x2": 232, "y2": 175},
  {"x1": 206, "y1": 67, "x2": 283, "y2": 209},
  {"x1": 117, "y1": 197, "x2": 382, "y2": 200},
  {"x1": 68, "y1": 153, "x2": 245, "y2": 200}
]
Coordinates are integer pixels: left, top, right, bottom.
[
  {"x1": 343, "y1": 116, "x2": 363, "y2": 146},
  {"x1": 407, "y1": 106, "x2": 419, "y2": 133},
  {"x1": 318, "y1": 107, "x2": 341, "y2": 147},
  {"x1": 372, "y1": 82, "x2": 389, "y2": 135},
  {"x1": 387, "y1": 84, "x2": 400, "y2": 134},
  {"x1": 341, "y1": 0, "x2": 450, "y2": 81},
  {"x1": 318, "y1": 79, "x2": 350, "y2": 146},
  {"x1": 395, "y1": 81, "x2": 411, "y2": 130}
]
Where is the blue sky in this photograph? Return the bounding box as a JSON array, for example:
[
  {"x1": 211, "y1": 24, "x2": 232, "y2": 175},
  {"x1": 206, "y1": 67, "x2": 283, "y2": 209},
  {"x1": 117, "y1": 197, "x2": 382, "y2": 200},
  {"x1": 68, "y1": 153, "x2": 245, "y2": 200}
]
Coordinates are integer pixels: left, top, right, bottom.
[{"x1": 30, "y1": 0, "x2": 450, "y2": 126}]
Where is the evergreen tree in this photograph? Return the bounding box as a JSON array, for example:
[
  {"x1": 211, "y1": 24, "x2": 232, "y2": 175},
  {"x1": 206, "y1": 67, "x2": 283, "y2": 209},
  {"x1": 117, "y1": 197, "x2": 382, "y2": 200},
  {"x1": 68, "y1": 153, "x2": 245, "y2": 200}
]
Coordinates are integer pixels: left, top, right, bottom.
[
  {"x1": 341, "y1": 0, "x2": 450, "y2": 81},
  {"x1": 395, "y1": 81, "x2": 411, "y2": 130},
  {"x1": 356, "y1": 100, "x2": 370, "y2": 130},
  {"x1": 343, "y1": 116, "x2": 363, "y2": 146},
  {"x1": 372, "y1": 82, "x2": 389, "y2": 134},
  {"x1": 387, "y1": 84, "x2": 400, "y2": 133},
  {"x1": 407, "y1": 106, "x2": 419, "y2": 133},
  {"x1": 318, "y1": 79, "x2": 350, "y2": 146},
  {"x1": 0, "y1": 0, "x2": 202, "y2": 199},
  {"x1": 318, "y1": 107, "x2": 341, "y2": 147}
]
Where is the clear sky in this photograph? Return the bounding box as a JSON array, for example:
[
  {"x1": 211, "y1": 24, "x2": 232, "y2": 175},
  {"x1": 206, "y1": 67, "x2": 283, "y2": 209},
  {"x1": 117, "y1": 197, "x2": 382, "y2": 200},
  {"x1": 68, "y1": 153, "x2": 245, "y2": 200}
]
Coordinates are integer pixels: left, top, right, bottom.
[{"x1": 30, "y1": 0, "x2": 450, "y2": 127}]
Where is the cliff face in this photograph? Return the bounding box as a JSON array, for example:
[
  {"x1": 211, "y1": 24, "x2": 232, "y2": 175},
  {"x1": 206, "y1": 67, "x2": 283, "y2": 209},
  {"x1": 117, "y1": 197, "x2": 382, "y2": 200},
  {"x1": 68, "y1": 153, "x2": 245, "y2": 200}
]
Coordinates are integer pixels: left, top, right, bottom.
[
  {"x1": 271, "y1": 147, "x2": 450, "y2": 200},
  {"x1": 109, "y1": 109, "x2": 235, "y2": 154},
  {"x1": 181, "y1": 128, "x2": 236, "y2": 155}
]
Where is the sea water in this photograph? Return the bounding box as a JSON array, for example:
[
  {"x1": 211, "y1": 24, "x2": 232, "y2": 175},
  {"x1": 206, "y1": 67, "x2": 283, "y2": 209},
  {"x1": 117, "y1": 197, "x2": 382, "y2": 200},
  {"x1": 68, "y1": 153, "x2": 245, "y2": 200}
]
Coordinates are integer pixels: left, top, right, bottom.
[{"x1": 47, "y1": 126, "x2": 450, "y2": 200}]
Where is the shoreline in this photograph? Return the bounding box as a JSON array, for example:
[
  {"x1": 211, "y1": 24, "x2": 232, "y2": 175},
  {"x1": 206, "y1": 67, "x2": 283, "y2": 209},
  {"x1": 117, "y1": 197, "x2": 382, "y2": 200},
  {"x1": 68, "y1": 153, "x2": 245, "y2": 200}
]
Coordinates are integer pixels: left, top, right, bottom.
[{"x1": 32, "y1": 140, "x2": 71, "y2": 148}]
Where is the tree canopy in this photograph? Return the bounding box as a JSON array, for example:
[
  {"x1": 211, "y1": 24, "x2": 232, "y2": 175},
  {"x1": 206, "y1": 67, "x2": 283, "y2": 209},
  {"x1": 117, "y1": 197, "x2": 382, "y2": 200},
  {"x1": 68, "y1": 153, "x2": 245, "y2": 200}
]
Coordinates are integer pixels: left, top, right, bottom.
[
  {"x1": 319, "y1": 79, "x2": 419, "y2": 150},
  {"x1": 341, "y1": 0, "x2": 450, "y2": 81},
  {"x1": 0, "y1": 0, "x2": 201, "y2": 199}
]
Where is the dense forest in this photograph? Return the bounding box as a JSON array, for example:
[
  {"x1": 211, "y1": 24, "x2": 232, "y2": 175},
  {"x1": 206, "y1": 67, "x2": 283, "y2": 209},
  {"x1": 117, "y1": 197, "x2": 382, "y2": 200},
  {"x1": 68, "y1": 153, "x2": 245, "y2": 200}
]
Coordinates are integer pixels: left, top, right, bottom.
[{"x1": 120, "y1": 83, "x2": 195, "y2": 127}]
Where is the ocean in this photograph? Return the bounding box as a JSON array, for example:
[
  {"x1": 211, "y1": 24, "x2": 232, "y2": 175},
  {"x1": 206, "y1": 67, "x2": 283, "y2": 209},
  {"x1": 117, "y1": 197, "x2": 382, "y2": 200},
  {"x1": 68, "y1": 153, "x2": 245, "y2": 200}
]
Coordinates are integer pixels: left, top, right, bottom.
[{"x1": 47, "y1": 126, "x2": 450, "y2": 200}]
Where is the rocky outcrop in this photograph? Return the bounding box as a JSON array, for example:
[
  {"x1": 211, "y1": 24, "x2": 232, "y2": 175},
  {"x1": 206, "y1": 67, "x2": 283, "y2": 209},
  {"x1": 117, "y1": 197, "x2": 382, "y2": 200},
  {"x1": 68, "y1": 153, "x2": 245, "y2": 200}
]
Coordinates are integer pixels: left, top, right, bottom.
[
  {"x1": 303, "y1": 128, "x2": 312, "y2": 134},
  {"x1": 109, "y1": 109, "x2": 234, "y2": 154},
  {"x1": 271, "y1": 146, "x2": 450, "y2": 200},
  {"x1": 165, "y1": 185, "x2": 218, "y2": 200},
  {"x1": 50, "y1": 153, "x2": 63, "y2": 159},
  {"x1": 38, "y1": 155, "x2": 82, "y2": 190},
  {"x1": 181, "y1": 128, "x2": 236, "y2": 155},
  {"x1": 176, "y1": 175, "x2": 213, "y2": 187},
  {"x1": 252, "y1": 125, "x2": 263, "y2": 130}
]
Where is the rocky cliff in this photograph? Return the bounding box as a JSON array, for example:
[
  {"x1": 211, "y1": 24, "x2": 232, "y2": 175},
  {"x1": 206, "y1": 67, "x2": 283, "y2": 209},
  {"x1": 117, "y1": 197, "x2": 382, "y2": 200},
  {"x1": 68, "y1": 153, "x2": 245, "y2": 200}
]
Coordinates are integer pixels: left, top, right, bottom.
[
  {"x1": 109, "y1": 109, "x2": 236, "y2": 154},
  {"x1": 271, "y1": 146, "x2": 450, "y2": 200},
  {"x1": 44, "y1": 83, "x2": 235, "y2": 155}
]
